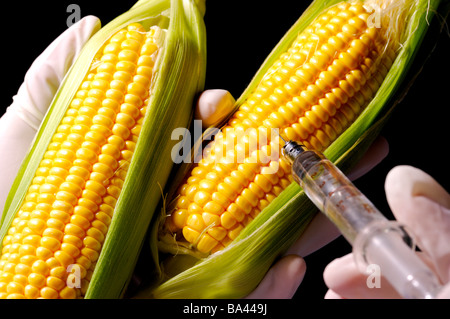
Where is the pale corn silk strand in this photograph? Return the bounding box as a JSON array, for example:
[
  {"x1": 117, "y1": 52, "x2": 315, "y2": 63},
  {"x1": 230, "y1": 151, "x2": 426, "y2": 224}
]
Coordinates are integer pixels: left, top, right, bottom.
[
  {"x1": 160, "y1": 0, "x2": 412, "y2": 255},
  {"x1": 0, "y1": 23, "x2": 162, "y2": 299}
]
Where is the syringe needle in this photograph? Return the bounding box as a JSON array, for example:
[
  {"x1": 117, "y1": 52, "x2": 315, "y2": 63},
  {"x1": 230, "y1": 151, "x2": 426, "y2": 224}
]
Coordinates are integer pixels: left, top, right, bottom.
[{"x1": 274, "y1": 132, "x2": 287, "y2": 148}]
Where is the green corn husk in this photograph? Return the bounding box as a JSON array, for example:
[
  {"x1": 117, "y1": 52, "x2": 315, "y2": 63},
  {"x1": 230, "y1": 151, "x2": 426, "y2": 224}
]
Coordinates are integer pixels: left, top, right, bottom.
[
  {"x1": 0, "y1": 0, "x2": 206, "y2": 299},
  {"x1": 141, "y1": 0, "x2": 444, "y2": 299}
]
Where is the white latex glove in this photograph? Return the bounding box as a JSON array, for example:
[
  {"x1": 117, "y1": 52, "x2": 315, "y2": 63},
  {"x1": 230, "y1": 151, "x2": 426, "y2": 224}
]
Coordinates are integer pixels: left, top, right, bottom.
[
  {"x1": 195, "y1": 90, "x2": 389, "y2": 299},
  {"x1": 0, "y1": 16, "x2": 101, "y2": 216},
  {"x1": 323, "y1": 165, "x2": 450, "y2": 299}
]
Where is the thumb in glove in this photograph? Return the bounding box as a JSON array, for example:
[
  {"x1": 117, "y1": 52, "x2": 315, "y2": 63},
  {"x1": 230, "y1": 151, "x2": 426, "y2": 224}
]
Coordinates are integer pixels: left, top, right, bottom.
[{"x1": 0, "y1": 16, "x2": 101, "y2": 215}]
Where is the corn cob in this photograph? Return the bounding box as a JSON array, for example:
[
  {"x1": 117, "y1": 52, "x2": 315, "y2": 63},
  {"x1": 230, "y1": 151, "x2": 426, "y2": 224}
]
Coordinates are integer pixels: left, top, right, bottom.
[
  {"x1": 151, "y1": 0, "x2": 443, "y2": 298},
  {"x1": 0, "y1": 0, "x2": 206, "y2": 299},
  {"x1": 0, "y1": 23, "x2": 161, "y2": 299},
  {"x1": 160, "y1": 1, "x2": 398, "y2": 255}
]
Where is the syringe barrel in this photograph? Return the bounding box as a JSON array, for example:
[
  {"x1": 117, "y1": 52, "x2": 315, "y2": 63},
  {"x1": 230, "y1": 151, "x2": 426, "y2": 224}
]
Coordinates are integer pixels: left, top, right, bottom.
[{"x1": 291, "y1": 150, "x2": 385, "y2": 243}]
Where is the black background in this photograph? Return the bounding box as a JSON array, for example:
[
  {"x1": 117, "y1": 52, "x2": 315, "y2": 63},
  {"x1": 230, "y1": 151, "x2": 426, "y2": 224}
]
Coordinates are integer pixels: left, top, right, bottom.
[{"x1": 0, "y1": 0, "x2": 448, "y2": 300}]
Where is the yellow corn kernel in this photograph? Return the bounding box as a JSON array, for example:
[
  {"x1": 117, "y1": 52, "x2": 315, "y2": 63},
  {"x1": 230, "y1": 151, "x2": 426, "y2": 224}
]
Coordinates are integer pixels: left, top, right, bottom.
[
  {"x1": 163, "y1": 1, "x2": 396, "y2": 254},
  {"x1": 0, "y1": 23, "x2": 161, "y2": 299}
]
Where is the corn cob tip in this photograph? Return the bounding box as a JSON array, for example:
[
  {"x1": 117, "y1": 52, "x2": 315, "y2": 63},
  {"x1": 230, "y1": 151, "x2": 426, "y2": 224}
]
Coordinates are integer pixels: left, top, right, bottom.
[{"x1": 195, "y1": 90, "x2": 236, "y2": 129}]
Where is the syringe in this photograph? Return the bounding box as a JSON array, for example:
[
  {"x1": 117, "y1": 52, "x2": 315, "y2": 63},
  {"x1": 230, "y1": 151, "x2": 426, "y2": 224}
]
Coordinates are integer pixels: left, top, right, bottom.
[{"x1": 282, "y1": 140, "x2": 442, "y2": 299}]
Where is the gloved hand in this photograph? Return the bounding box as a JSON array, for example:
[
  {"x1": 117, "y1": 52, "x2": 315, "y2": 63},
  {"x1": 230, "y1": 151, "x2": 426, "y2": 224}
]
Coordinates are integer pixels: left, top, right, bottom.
[
  {"x1": 0, "y1": 16, "x2": 101, "y2": 216},
  {"x1": 195, "y1": 90, "x2": 389, "y2": 299},
  {"x1": 323, "y1": 165, "x2": 450, "y2": 299}
]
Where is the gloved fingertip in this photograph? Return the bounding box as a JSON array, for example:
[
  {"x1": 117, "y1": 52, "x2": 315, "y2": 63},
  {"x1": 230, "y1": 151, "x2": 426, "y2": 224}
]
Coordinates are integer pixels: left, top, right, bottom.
[
  {"x1": 270, "y1": 255, "x2": 306, "y2": 299},
  {"x1": 195, "y1": 89, "x2": 235, "y2": 128},
  {"x1": 75, "y1": 15, "x2": 102, "y2": 35},
  {"x1": 324, "y1": 289, "x2": 343, "y2": 299},
  {"x1": 385, "y1": 165, "x2": 450, "y2": 211},
  {"x1": 10, "y1": 14, "x2": 103, "y2": 129},
  {"x1": 245, "y1": 255, "x2": 306, "y2": 299},
  {"x1": 282, "y1": 254, "x2": 307, "y2": 280},
  {"x1": 323, "y1": 254, "x2": 354, "y2": 286}
]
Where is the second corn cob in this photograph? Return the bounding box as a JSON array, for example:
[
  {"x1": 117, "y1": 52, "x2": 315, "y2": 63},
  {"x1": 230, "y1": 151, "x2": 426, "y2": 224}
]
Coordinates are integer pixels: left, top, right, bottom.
[
  {"x1": 150, "y1": 0, "x2": 443, "y2": 299},
  {"x1": 160, "y1": 0, "x2": 400, "y2": 255}
]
